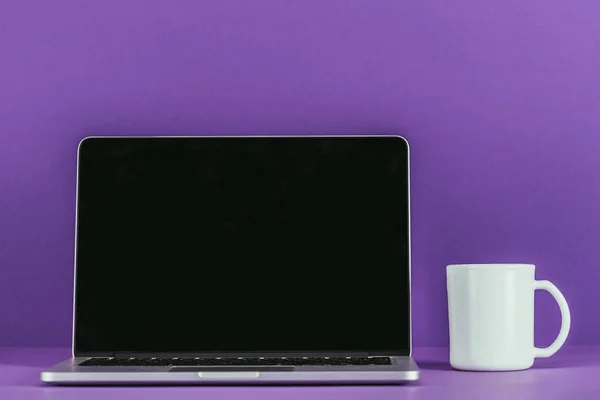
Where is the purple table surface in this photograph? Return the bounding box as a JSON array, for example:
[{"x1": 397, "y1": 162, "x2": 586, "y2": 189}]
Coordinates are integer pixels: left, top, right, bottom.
[{"x1": 1, "y1": 346, "x2": 599, "y2": 400}]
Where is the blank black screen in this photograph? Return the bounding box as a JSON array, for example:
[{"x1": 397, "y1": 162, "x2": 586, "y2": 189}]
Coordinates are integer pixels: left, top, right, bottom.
[{"x1": 74, "y1": 137, "x2": 410, "y2": 356}]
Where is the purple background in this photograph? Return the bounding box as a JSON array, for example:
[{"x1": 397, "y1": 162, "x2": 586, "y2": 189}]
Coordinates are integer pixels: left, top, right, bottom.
[{"x1": 1, "y1": 1, "x2": 599, "y2": 348}]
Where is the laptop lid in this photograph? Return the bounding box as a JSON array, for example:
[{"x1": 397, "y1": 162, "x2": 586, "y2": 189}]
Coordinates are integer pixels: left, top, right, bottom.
[{"x1": 73, "y1": 136, "x2": 411, "y2": 357}]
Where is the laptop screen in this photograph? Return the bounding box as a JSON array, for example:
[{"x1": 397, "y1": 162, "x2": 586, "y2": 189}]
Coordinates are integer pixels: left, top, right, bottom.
[{"x1": 74, "y1": 136, "x2": 410, "y2": 356}]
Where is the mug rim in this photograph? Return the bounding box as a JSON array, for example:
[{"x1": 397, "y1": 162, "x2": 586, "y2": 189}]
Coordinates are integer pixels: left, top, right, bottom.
[{"x1": 447, "y1": 263, "x2": 535, "y2": 269}]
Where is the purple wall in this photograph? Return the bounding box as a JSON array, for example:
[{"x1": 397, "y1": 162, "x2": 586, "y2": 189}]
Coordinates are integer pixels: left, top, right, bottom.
[{"x1": 1, "y1": 1, "x2": 599, "y2": 348}]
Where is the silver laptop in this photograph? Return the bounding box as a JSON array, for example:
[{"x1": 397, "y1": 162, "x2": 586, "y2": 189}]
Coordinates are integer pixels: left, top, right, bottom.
[{"x1": 41, "y1": 135, "x2": 419, "y2": 385}]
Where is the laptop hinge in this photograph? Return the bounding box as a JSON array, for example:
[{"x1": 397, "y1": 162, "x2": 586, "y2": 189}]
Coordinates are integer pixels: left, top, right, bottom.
[
  {"x1": 79, "y1": 350, "x2": 407, "y2": 358},
  {"x1": 112, "y1": 351, "x2": 373, "y2": 358}
]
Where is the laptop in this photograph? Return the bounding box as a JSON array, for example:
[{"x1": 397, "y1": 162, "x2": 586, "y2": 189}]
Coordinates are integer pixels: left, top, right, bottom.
[{"x1": 41, "y1": 135, "x2": 419, "y2": 385}]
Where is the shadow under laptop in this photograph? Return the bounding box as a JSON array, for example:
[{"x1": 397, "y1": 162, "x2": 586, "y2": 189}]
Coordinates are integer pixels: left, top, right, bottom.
[
  {"x1": 37, "y1": 385, "x2": 422, "y2": 400},
  {"x1": 415, "y1": 361, "x2": 453, "y2": 371}
]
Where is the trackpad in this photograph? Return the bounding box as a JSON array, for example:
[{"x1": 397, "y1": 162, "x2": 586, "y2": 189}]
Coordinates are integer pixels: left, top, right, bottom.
[
  {"x1": 198, "y1": 371, "x2": 260, "y2": 379},
  {"x1": 170, "y1": 366, "x2": 294, "y2": 372}
]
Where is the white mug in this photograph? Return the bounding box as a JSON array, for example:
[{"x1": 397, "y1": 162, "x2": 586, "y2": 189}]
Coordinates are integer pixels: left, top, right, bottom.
[{"x1": 446, "y1": 264, "x2": 570, "y2": 371}]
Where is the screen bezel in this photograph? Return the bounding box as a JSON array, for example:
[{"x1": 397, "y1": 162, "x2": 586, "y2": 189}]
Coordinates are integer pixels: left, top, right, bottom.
[{"x1": 71, "y1": 135, "x2": 412, "y2": 357}]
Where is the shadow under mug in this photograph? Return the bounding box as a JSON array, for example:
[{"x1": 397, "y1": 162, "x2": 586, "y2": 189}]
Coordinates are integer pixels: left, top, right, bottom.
[{"x1": 447, "y1": 264, "x2": 570, "y2": 371}]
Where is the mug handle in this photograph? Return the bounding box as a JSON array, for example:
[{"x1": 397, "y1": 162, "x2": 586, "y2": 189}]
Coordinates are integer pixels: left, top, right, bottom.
[{"x1": 533, "y1": 280, "x2": 571, "y2": 358}]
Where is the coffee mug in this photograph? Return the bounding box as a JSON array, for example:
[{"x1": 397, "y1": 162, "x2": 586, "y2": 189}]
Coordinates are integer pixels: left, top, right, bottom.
[{"x1": 446, "y1": 264, "x2": 570, "y2": 371}]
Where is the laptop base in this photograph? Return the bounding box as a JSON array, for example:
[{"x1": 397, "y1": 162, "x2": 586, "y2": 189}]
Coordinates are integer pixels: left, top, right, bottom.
[{"x1": 42, "y1": 356, "x2": 420, "y2": 385}]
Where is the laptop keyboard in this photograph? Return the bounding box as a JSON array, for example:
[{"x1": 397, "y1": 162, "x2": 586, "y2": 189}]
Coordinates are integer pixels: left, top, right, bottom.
[{"x1": 79, "y1": 356, "x2": 392, "y2": 367}]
